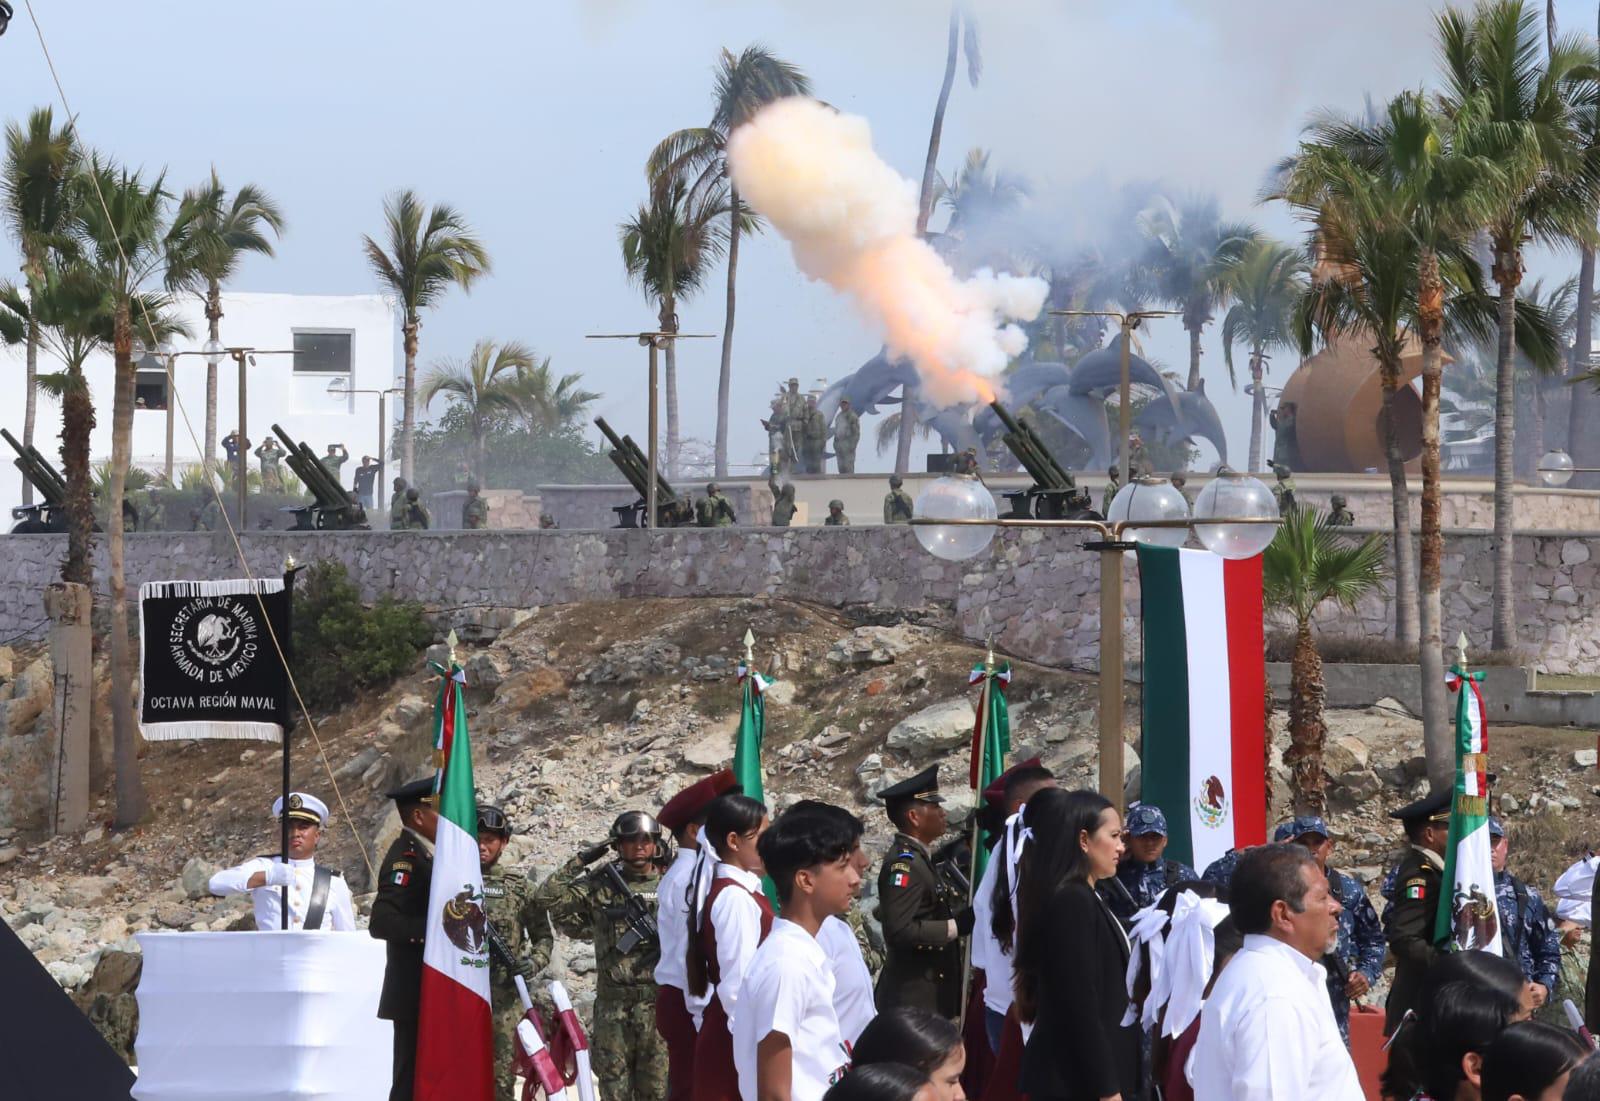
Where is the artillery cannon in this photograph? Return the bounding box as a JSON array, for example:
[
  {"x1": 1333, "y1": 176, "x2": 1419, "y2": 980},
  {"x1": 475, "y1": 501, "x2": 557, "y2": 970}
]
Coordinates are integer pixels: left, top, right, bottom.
[
  {"x1": 594, "y1": 417, "x2": 695, "y2": 528},
  {"x1": 4, "y1": 428, "x2": 72, "y2": 533},
  {"x1": 271, "y1": 424, "x2": 369, "y2": 530},
  {"x1": 989, "y1": 401, "x2": 1099, "y2": 520}
]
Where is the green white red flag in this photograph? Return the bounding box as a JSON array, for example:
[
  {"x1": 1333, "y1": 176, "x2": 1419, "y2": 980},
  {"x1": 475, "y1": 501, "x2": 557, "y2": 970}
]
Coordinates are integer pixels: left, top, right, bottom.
[
  {"x1": 733, "y1": 662, "x2": 769, "y2": 804},
  {"x1": 414, "y1": 660, "x2": 492, "y2": 1101},
  {"x1": 1434, "y1": 667, "x2": 1501, "y2": 953},
  {"x1": 968, "y1": 662, "x2": 1012, "y2": 881},
  {"x1": 1136, "y1": 546, "x2": 1268, "y2": 871}
]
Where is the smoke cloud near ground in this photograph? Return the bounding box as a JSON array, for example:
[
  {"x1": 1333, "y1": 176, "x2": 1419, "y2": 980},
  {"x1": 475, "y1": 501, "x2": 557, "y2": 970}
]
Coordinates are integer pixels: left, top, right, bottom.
[{"x1": 727, "y1": 96, "x2": 1047, "y2": 406}]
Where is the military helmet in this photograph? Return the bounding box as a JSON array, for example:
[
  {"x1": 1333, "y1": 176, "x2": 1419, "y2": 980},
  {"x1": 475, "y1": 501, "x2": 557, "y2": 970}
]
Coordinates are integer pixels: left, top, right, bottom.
[
  {"x1": 1331, "y1": 494, "x2": 1347, "y2": 507},
  {"x1": 476, "y1": 805, "x2": 511, "y2": 837},
  {"x1": 610, "y1": 810, "x2": 662, "y2": 842},
  {"x1": 889, "y1": 474, "x2": 903, "y2": 488},
  {"x1": 829, "y1": 499, "x2": 844, "y2": 510},
  {"x1": 466, "y1": 479, "x2": 480, "y2": 493},
  {"x1": 707, "y1": 482, "x2": 720, "y2": 494},
  {"x1": 405, "y1": 487, "x2": 420, "y2": 501}
]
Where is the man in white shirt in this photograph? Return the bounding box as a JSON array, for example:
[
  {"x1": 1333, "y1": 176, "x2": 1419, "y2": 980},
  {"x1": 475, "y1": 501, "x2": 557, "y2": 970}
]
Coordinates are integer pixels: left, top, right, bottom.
[
  {"x1": 1190, "y1": 842, "x2": 1363, "y2": 1101},
  {"x1": 208, "y1": 792, "x2": 355, "y2": 931},
  {"x1": 971, "y1": 760, "x2": 1055, "y2": 1053},
  {"x1": 735, "y1": 804, "x2": 863, "y2": 1101}
]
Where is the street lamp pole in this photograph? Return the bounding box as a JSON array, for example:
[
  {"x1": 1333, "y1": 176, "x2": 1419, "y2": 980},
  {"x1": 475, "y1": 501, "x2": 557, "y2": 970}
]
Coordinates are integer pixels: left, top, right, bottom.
[
  {"x1": 585, "y1": 331, "x2": 716, "y2": 528},
  {"x1": 1052, "y1": 309, "x2": 1182, "y2": 485},
  {"x1": 327, "y1": 379, "x2": 403, "y2": 525}
]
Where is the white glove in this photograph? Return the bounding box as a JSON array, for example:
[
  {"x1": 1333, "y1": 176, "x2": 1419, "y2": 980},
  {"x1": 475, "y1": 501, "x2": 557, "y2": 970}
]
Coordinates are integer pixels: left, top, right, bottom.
[{"x1": 263, "y1": 863, "x2": 297, "y2": 888}]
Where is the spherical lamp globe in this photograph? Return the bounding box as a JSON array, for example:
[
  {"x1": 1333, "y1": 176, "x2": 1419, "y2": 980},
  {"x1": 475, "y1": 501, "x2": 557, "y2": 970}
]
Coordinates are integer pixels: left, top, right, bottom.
[
  {"x1": 1540, "y1": 449, "x2": 1575, "y2": 488},
  {"x1": 129, "y1": 336, "x2": 147, "y2": 363},
  {"x1": 1106, "y1": 476, "x2": 1190, "y2": 548},
  {"x1": 1193, "y1": 470, "x2": 1279, "y2": 559},
  {"x1": 201, "y1": 338, "x2": 225, "y2": 367},
  {"x1": 913, "y1": 475, "x2": 998, "y2": 561}
]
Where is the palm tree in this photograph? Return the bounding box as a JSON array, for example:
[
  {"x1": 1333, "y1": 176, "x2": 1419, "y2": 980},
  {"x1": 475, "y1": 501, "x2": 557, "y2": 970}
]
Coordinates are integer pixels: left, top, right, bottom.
[
  {"x1": 511, "y1": 358, "x2": 600, "y2": 433},
  {"x1": 1436, "y1": 0, "x2": 1600, "y2": 652},
  {"x1": 934, "y1": 147, "x2": 1029, "y2": 273},
  {"x1": 1219, "y1": 240, "x2": 1310, "y2": 471},
  {"x1": 166, "y1": 170, "x2": 285, "y2": 467},
  {"x1": 418, "y1": 340, "x2": 537, "y2": 481},
  {"x1": 2, "y1": 107, "x2": 79, "y2": 506},
  {"x1": 648, "y1": 46, "x2": 812, "y2": 477},
  {"x1": 1135, "y1": 195, "x2": 1260, "y2": 392},
  {"x1": 1263, "y1": 507, "x2": 1390, "y2": 813},
  {"x1": 1278, "y1": 91, "x2": 1549, "y2": 789},
  {"x1": 1517, "y1": 276, "x2": 1593, "y2": 467},
  {"x1": 620, "y1": 177, "x2": 737, "y2": 478},
  {"x1": 71, "y1": 154, "x2": 179, "y2": 829},
  {"x1": 362, "y1": 190, "x2": 491, "y2": 484}
]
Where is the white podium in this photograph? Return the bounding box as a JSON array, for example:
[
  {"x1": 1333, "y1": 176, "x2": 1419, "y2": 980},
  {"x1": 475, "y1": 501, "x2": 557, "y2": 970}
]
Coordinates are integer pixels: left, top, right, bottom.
[{"x1": 133, "y1": 931, "x2": 393, "y2": 1101}]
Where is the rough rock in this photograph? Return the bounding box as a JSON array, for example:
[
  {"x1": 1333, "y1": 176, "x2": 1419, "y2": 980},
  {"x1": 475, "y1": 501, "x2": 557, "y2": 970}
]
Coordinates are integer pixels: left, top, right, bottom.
[
  {"x1": 764, "y1": 679, "x2": 798, "y2": 707},
  {"x1": 6, "y1": 655, "x2": 51, "y2": 737},
  {"x1": 826, "y1": 626, "x2": 920, "y2": 668},
  {"x1": 885, "y1": 698, "x2": 976, "y2": 755},
  {"x1": 1324, "y1": 736, "x2": 1371, "y2": 777},
  {"x1": 1574, "y1": 749, "x2": 1598, "y2": 770},
  {"x1": 1331, "y1": 770, "x2": 1382, "y2": 802},
  {"x1": 464, "y1": 651, "x2": 507, "y2": 694},
  {"x1": 681, "y1": 730, "x2": 733, "y2": 771},
  {"x1": 1501, "y1": 793, "x2": 1521, "y2": 814},
  {"x1": 181, "y1": 858, "x2": 219, "y2": 900}
]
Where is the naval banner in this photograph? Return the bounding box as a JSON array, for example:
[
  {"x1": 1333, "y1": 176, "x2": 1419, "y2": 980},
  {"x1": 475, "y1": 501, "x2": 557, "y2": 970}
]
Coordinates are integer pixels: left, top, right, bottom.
[{"x1": 138, "y1": 578, "x2": 292, "y2": 742}]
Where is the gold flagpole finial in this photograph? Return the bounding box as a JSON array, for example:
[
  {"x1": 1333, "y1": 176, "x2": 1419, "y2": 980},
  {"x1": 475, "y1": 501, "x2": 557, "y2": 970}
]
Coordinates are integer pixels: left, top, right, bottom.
[
  {"x1": 985, "y1": 633, "x2": 995, "y2": 673},
  {"x1": 446, "y1": 628, "x2": 459, "y2": 667},
  {"x1": 283, "y1": 554, "x2": 296, "y2": 572},
  {"x1": 1456, "y1": 630, "x2": 1469, "y2": 669},
  {"x1": 743, "y1": 628, "x2": 755, "y2": 666}
]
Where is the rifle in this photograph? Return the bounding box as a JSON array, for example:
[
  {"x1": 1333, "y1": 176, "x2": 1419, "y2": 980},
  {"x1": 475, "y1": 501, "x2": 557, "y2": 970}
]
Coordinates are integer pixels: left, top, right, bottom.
[
  {"x1": 484, "y1": 916, "x2": 523, "y2": 978},
  {"x1": 597, "y1": 861, "x2": 657, "y2": 954}
]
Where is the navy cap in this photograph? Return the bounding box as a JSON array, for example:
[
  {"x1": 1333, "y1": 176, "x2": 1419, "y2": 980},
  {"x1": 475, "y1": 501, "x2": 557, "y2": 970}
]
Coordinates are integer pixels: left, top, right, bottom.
[
  {"x1": 1126, "y1": 804, "x2": 1169, "y2": 837},
  {"x1": 385, "y1": 776, "x2": 436, "y2": 805},
  {"x1": 1288, "y1": 814, "x2": 1329, "y2": 840},
  {"x1": 1489, "y1": 815, "x2": 1505, "y2": 838},
  {"x1": 1272, "y1": 820, "x2": 1296, "y2": 843}
]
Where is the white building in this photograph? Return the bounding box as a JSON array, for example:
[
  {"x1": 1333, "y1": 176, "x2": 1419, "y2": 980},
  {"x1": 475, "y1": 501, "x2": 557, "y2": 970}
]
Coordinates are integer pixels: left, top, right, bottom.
[{"x1": 0, "y1": 291, "x2": 397, "y2": 518}]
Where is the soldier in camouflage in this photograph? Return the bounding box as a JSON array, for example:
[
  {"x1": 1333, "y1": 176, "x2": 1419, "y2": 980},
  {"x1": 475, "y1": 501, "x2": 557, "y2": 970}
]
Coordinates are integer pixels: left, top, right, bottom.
[
  {"x1": 540, "y1": 811, "x2": 668, "y2": 1101},
  {"x1": 1277, "y1": 816, "x2": 1384, "y2": 1042},
  {"x1": 462, "y1": 482, "x2": 490, "y2": 530},
  {"x1": 478, "y1": 806, "x2": 553, "y2": 1100},
  {"x1": 1106, "y1": 804, "x2": 1196, "y2": 925},
  {"x1": 1490, "y1": 816, "x2": 1561, "y2": 1007}
]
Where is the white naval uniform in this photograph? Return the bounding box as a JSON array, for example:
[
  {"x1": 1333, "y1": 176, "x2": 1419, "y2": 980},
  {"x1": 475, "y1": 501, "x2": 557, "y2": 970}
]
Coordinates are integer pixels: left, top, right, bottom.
[{"x1": 207, "y1": 855, "x2": 356, "y2": 931}]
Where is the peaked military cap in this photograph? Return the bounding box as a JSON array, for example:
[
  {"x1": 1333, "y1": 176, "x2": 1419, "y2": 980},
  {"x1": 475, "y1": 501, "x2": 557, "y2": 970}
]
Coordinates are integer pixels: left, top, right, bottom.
[
  {"x1": 658, "y1": 769, "x2": 739, "y2": 832},
  {"x1": 876, "y1": 764, "x2": 943, "y2": 805},
  {"x1": 1390, "y1": 787, "x2": 1451, "y2": 825},
  {"x1": 385, "y1": 776, "x2": 437, "y2": 805},
  {"x1": 272, "y1": 791, "x2": 329, "y2": 825}
]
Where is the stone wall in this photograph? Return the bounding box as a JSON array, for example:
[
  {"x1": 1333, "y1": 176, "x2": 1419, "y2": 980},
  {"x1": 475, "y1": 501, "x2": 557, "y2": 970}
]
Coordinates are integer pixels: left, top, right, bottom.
[{"x1": 0, "y1": 527, "x2": 1595, "y2": 672}]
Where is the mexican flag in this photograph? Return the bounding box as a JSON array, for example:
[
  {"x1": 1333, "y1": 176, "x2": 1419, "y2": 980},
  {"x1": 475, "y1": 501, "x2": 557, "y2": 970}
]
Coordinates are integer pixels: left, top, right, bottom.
[
  {"x1": 414, "y1": 661, "x2": 493, "y2": 1101},
  {"x1": 1434, "y1": 667, "x2": 1502, "y2": 954},
  {"x1": 1137, "y1": 546, "x2": 1268, "y2": 872},
  {"x1": 968, "y1": 662, "x2": 1012, "y2": 881},
  {"x1": 733, "y1": 662, "x2": 769, "y2": 803}
]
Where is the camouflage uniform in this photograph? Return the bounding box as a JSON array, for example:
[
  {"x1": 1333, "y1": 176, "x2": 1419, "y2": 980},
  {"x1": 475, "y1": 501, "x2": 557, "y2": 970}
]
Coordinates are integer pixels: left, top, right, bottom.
[
  {"x1": 843, "y1": 900, "x2": 886, "y2": 977},
  {"x1": 801, "y1": 403, "x2": 828, "y2": 475},
  {"x1": 484, "y1": 864, "x2": 554, "y2": 1100},
  {"x1": 542, "y1": 857, "x2": 667, "y2": 1101},
  {"x1": 832, "y1": 406, "x2": 860, "y2": 474},
  {"x1": 1494, "y1": 869, "x2": 1561, "y2": 992},
  {"x1": 883, "y1": 487, "x2": 914, "y2": 525},
  {"x1": 1200, "y1": 848, "x2": 1242, "y2": 889},
  {"x1": 389, "y1": 487, "x2": 408, "y2": 529},
  {"x1": 463, "y1": 493, "x2": 490, "y2": 530},
  {"x1": 1325, "y1": 867, "x2": 1385, "y2": 1042},
  {"x1": 1111, "y1": 856, "x2": 1197, "y2": 919},
  {"x1": 695, "y1": 490, "x2": 737, "y2": 527},
  {"x1": 255, "y1": 440, "x2": 284, "y2": 493}
]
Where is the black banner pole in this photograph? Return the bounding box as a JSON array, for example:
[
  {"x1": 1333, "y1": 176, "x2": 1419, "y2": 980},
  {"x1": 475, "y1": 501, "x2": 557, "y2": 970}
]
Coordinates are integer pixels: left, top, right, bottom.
[{"x1": 279, "y1": 563, "x2": 299, "y2": 930}]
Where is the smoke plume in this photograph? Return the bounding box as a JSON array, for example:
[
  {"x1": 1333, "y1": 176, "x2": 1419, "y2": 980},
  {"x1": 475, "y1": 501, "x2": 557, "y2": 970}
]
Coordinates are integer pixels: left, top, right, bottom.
[{"x1": 727, "y1": 97, "x2": 1047, "y2": 405}]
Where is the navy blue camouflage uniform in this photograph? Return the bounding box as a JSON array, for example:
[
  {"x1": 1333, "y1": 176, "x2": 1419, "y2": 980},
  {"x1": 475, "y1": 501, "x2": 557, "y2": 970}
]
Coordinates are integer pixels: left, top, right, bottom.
[
  {"x1": 1488, "y1": 817, "x2": 1561, "y2": 992},
  {"x1": 1107, "y1": 805, "x2": 1196, "y2": 925}
]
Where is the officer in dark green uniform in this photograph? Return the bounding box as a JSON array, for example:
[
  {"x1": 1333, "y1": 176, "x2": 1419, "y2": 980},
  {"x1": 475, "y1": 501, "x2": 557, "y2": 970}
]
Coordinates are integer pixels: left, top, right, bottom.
[
  {"x1": 370, "y1": 777, "x2": 439, "y2": 1101},
  {"x1": 478, "y1": 805, "x2": 553, "y2": 1100},
  {"x1": 873, "y1": 765, "x2": 970, "y2": 1018},
  {"x1": 1384, "y1": 788, "x2": 1451, "y2": 1034},
  {"x1": 540, "y1": 811, "x2": 668, "y2": 1101}
]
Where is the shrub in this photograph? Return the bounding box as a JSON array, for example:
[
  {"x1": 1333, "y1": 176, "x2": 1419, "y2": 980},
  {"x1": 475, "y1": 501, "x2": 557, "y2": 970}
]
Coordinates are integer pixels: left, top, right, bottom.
[{"x1": 291, "y1": 560, "x2": 433, "y2": 709}]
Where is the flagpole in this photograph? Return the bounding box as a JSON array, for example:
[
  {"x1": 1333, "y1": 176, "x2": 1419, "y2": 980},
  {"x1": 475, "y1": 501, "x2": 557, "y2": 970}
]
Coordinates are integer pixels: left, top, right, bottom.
[
  {"x1": 279, "y1": 557, "x2": 297, "y2": 930},
  {"x1": 957, "y1": 640, "x2": 994, "y2": 1031}
]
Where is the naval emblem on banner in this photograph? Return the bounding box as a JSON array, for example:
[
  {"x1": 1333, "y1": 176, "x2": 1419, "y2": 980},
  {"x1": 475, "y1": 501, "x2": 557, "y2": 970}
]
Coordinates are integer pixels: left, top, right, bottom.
[{"x1": 137, "y1": 578, "x2": 293, "y2": 742}]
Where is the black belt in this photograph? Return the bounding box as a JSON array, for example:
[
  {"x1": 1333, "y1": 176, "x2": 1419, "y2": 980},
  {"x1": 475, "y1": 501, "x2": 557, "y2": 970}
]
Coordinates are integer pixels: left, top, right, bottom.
[{"x1": 305, "y1": 865, "x2": 333, "y2": 930}]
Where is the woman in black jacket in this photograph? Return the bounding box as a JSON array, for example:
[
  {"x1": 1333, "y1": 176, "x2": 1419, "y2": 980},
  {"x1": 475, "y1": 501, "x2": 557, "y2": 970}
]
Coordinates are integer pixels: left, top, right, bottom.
[{"x1": 1014, "y1": 788, "x2": 1138, "y2": 1101}]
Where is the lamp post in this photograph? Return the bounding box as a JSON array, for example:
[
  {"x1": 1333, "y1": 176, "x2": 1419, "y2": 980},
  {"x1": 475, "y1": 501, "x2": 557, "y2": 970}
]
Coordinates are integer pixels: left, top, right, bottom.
[
  {"x1": 1051, "y1": 309, "x2": 1182, "y2": 485},
  {"x1": 911, "y1": 468, "x2": 1278, "y2": 808},
  {"x1": 222, "y1": 348, "x2": 296, "y2": 528},
  {"x1": 327, "y1": 378, "x2": 402, "y2": 525},
  {"x1": 585, "y1": 331, "x2": 715, "y2": 528},
  {"x1": 159, "y1": 344, "x2": 225, "y2": 484}
]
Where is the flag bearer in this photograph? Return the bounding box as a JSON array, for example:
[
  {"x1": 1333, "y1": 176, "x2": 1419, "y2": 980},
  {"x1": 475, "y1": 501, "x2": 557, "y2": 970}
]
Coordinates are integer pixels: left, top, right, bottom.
[
  {"x1": 477, "y1": 805, "x2": 552, "y2": 1099},
  {"x1": 1383, "y1": 789, "x2": 1450, "y2": 1034},
  {"x1": 370, "y1": 777, "x2": 440, "y2": 1101},
  {"x1": 207, "y1": 791, "x2": 355, "y2": 931}
]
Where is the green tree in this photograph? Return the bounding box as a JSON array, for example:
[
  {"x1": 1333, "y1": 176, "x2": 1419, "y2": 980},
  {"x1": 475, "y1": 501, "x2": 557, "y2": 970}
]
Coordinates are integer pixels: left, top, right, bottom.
[
  {"x1": 362, "y1": 190, "x2": 491, "y2": 484},
  {"x1": 510, "y1": 357, "x2": 600, "y2": 434},
  {"x1": 71, "y1": 154, "x2": 183, "y2": 828},
  {"x1": 1263, "y1": 508, "x2": 1390, "y2": 813},
  {"x1": 620, "y1": 177, "x2": 737, "y2": 477},
  {"x1": 1134, "y1": 195, "x2": 1260, "y2": 391},
  {"x1": 166, "y1": 169, "x2": 286, "y2": 467},
  {"x1": 2, "y1": 107, "x2": 79, "y2": 506},
  {"x1": 418, "y1": 339, "x2": 537, "y2": 482},
  {"x1": 1436, "y1": 0, "x2": 1600, "y2": 651},
  {"x1": 1219, "y1": 240, "x2": 1310, "y2": 472},
  {"x1": 648, "y1": 46, "x2": 812, "y2": 477},
  {"x1": 411, "y1": 404, "x2": 615, "y2": 496}
]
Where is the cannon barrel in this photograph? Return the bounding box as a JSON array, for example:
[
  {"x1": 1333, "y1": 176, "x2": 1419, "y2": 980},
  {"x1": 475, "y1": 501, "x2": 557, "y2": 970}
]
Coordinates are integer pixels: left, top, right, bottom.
[
  {"x1": 988, "y1": 401, "x2": 1075, "y2": 491},
  {"x1": 1, "y1": 428, "x2": 68, "y2": 505},
  {"x1": 596, "y1": 417, "x2": 654, "y2": 499},
  {"x1": 619, "y1": 433, "x2": 679, "y2": 504},
  {"x1": 271, "y1": 423, "x2": 368, "y2": 529}
]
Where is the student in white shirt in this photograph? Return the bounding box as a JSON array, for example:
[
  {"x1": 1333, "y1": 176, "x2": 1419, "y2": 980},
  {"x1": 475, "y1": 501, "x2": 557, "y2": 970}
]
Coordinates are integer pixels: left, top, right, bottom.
[
  {"x1": 691, "y1": 794, "x2": 774, "y2": 1101},
  {"x1": 735, "y1": 803, "x2": 864, "y2": 1101},
  {"x1": 1190, "y1": 843, "x2": 1364, "y2": 1101},
  {"x1": 207, "y1": 792, "x2": 354, "y2": 931},
  {"x1": 787, "y1": 799, "x2": 878, "y2": 1046},
  {"x1": 656, "y1": 770, "x2": 739, "y2": 1101}
]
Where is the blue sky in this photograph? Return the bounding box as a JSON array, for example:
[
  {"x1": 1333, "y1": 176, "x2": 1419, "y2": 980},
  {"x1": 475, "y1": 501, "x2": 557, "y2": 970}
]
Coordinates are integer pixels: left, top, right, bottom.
[{"x1": 1, "y1": 0, "x2": 1592, "y2": 474}]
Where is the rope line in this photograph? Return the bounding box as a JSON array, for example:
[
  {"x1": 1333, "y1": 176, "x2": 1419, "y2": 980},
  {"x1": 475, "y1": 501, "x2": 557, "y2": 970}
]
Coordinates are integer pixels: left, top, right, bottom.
[{"x1": 21, "y1": 0, "x2": 376, "y2": 884}]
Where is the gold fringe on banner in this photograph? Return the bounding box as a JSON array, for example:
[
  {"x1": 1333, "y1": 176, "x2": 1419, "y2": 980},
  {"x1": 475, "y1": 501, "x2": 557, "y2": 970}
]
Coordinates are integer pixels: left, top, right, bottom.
[
  {"x1": 1455, "y1": 794, "x2": 1487, "y2": 817},
  {"x1": 1463, "y1": 753, "x2": 1489, "y2": 774}
]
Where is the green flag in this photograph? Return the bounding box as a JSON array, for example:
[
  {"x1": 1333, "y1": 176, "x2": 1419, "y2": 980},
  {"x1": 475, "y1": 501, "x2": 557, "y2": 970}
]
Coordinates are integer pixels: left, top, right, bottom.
[
  {"x1": 733, "y1": 662, "x2": 768, "y2": 803},
  {"x1": 968, "y1": 662, "x2": 1012, "y2": 882},
  {"x1": 1433, "y1": 666, "x2": 1501, "y2": 953}
]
